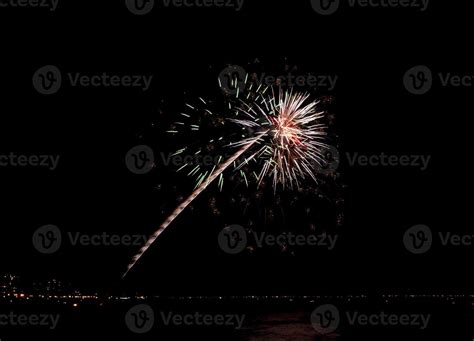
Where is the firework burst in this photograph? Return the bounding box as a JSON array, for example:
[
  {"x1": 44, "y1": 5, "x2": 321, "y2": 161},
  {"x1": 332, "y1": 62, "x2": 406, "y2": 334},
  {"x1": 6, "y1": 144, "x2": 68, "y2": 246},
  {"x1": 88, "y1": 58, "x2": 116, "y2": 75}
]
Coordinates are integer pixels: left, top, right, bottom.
[
  {"x1": 229, "y1": 88, "x2": 328, "y2": 190},
  {"x1": 123, "y1": 73, "x2": 330, "y2": 278}
]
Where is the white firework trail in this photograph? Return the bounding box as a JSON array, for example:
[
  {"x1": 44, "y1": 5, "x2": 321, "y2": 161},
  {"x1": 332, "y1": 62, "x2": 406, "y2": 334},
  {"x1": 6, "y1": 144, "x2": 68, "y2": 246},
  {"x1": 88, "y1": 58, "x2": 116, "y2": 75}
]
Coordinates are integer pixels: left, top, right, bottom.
[
  {"x1": 123, "y1": 84, "x2": 329, "y2": 277},
  {"x1": 122, "y1": 131, "x2": 267, "y2": 278}
]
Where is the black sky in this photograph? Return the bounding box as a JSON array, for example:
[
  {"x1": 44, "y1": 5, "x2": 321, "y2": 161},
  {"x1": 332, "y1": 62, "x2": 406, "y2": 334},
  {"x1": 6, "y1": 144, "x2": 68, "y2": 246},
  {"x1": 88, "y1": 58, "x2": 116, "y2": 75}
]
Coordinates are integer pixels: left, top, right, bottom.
[{"x1": 0, "y1": 0, "x2": 470, "y2": 295}]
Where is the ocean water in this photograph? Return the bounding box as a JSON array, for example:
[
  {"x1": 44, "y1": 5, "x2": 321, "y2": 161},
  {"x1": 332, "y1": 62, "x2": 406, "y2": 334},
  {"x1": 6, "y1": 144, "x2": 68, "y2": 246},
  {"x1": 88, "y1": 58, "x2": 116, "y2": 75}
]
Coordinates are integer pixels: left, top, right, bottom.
[{"x1": 1, "y1": 299, "x2": 472, "y2": 340}]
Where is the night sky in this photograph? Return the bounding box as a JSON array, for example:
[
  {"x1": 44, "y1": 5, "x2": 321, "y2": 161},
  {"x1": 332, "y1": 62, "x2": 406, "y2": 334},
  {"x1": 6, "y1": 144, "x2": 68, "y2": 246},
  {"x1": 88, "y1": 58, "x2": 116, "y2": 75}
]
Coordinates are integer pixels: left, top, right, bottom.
[{"x1": 0, "y1": 0, "x2": 470, "y2": 297}]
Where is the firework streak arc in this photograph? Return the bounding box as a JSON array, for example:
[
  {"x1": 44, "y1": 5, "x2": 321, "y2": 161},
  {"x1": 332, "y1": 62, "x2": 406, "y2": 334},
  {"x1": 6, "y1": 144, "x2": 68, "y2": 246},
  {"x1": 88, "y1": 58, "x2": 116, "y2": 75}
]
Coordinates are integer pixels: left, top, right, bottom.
[
  {"x1": 122, "y1": 131, "x2": 268, "y2": 278},
  {"x1": 123, "y1": 88, "x2": 330, "y2": 277}
]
